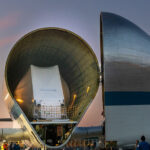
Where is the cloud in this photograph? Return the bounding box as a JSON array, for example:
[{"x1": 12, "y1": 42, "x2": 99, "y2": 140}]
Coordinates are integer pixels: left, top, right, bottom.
[
  {"x1": 0, "y1": 13, "x2": 19, "y2": 30},
  {"x1": 78, "y1": 86, "x2": 104, "y2": 127},
  {"x1": 0, "y1": 12, "x2": 21, "y2": 48},
  {"x1": 0, "y1": 34, "x2": 20, "y2": 48}
]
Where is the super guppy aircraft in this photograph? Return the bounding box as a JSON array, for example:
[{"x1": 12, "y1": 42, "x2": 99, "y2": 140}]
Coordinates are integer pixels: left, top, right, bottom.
[{"x1": 1, "y1": 12, "x2": 150, "y2": 148}]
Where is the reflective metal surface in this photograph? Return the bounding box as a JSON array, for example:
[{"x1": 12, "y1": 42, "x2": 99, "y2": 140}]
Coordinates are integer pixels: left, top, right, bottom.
[
  {"x1": 0, "y1": 129, "x2": 28, "y2": 141},
  {"x1": 3, "y1": 28, "x2": 100, "y2": 148},
  {"x1": 101, "y1": 12, "x2": 150, "y2": 145}
]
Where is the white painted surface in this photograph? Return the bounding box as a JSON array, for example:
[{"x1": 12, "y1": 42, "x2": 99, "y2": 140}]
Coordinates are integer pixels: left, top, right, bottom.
[
  {"x1": 31, "y1": 65, "x2": 64, "y2": 106},
  {"x1": 105, "y1": 105, "x2": 150, "y2": 145}
]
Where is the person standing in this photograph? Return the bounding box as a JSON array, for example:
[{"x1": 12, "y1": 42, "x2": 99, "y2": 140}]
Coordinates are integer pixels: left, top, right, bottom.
[
  {"x1": 135, "y1": 140, "x2": 140, "y2": 150},
  {"x1": 9, "y1": 142, "x2": 14, "y2": 150},
  {"x1": 3, "y1": 143, "x2": 8, "y2": 150},
  {"x1": 138, "y1": 136, "x2": 150, "y2": 150},
  {"x1": 14, "y1": 142, "x2": 20, "y2": 150}
]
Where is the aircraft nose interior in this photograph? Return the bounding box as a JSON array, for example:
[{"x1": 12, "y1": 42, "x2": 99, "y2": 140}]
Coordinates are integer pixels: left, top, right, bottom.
[{"x1": 5, "y1": 28, "x2": 100, "y2": 146}]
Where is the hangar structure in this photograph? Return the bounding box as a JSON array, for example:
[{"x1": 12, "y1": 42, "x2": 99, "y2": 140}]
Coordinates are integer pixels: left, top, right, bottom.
[{"x1": 2, "y1": 28, "x2": 100, "y2": 148}]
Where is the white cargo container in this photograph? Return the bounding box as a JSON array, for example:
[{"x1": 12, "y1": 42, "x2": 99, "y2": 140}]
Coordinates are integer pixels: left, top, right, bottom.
[{"x1": 14, "y1": 65, "x2": 65, "y2": 120}]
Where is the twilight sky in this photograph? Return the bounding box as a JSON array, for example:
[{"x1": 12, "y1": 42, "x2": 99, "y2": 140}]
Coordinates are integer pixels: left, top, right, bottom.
[{"x1": 0, "y1": 0, "x2": 150, "y2": 126}]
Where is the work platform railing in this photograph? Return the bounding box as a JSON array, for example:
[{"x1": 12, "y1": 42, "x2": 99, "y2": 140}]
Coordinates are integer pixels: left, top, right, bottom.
[{"x1": 33, "y1": 105, "x2": 78, "y2": 120}]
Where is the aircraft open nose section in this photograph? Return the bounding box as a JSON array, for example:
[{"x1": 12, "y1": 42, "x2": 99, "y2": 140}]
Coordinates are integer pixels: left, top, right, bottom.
[{"x1": 4, "y1": 28, "x2": 100, "y2": 148}]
